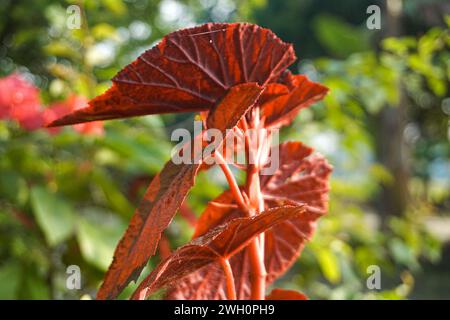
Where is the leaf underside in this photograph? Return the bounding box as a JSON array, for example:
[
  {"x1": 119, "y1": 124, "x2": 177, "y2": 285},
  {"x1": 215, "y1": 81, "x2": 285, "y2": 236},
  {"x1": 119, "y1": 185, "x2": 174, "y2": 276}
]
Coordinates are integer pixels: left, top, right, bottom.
[
  {"x1": 261, "y1": 71, "x2": 329, "y2": 128},
  {"x1": 168, "y1": 142, "x2": 332, "y2": 299}
]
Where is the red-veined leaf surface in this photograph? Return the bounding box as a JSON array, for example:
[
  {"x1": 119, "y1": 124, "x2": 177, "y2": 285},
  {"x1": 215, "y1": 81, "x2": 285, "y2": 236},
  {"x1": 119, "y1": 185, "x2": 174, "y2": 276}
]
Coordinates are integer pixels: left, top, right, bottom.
[
  {"x1": 131, "y1": 205, "x2": 306, "y2": 300},
  {"x1": 266, "y1": 288, "x2": 308, "y2": 300},
  {"x1": 47, "y1": 23, "x2": 295, "y2": 127},
  {"x1": 261, "y1": 71, "x2": 329, "y2": 128},
  {"x1": 168, "y1": 141, "x2": 332, "y2": 299},
  {"x1": 96, "y1": 83, "x2": 263, "y2": 300},
  {"x1": 257, "y1": 83, "x2": 290, "y2": 106},
  {"x1": 165, "y1": 237, "x2": 253, "y2": 299}
]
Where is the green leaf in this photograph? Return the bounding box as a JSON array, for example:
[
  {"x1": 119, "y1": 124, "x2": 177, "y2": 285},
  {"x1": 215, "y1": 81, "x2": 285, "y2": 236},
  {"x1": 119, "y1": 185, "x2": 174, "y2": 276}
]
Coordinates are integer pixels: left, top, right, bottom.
[
  {"x1": 76, "y1": 209, "x2": 126, "y2": 271},
  {"x1": 30, "y1": 186, "x2": 75, "y2": 246},
  {"x1": 0, "y1": 263, "x2": 21, "y2": 299},
  {"x1": 100, "y1": 130, "x2": 170, "y2": 173},
  {"x1": 388, "y1": 238, "x2": 420, "y2": 270},
  {"x1": 0, "y1": 171, "x2": 28, "y2": 205},
  {"x1": 315, "y1": 247, "x2": 341, "y2": 284},
  {"x1": 44, "y1": 41, "x2": 81, "y2": 59},
  {"x1": 314, "y1": 14, "x2": 370, "y2": 58},
  {"x1": 91, "y1": 23, "x2": 119, "y2": 41},
  {"x1": 92, "y1": 169, "x2": 134, "y2": 219},
  {"x1": 101, "y1": 0, "x2": 127, "y2": 15},
  {"x1": 21, "y1": 272, "x2": 51, "y2": 299}
]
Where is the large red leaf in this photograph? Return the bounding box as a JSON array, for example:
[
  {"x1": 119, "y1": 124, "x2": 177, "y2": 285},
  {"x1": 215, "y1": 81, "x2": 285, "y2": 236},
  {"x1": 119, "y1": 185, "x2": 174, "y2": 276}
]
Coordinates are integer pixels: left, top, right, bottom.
[
  {"x1": 131, "y1": 205, "x2": 306, "y2": 300},
  {"x1": 96, "y1": 83, "x2": 263, "y2": 300},
  {"x1": 266, "y1": 288, "x2": 307, "y2": 300},
  {"x1": 261, "y1": 71, "x2": 329, "y2": 128},
  {"x1": 168, "y1": 141, "x2": 332, "y2": 299},
  {"x1": 47, "y1": 23, "x2": 295, "y2": 127}
]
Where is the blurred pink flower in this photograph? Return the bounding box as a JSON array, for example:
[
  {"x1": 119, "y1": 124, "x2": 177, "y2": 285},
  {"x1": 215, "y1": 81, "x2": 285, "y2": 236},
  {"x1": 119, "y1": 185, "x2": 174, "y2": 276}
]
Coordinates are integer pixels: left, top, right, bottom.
[
  {"x1": 0, "y1": 73, "x2": 44, "y2": 130},
  {"x1": 0, "y1": 73, "x2": 103, "y2": 135}
]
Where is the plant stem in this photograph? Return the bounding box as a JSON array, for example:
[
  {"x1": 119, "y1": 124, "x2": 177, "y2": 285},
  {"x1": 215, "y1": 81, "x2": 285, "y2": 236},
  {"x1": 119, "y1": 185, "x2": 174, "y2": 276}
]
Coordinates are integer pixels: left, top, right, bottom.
[
  {"x1": 215, "y1": 151, "x2": 249, "y2": 214},
  {"x1": 248, "y1": 240, "x2": 266, "y2": 299},
  {"x1": 220, "y1": 258, "x2": 237, "y2": 300},
  {"x1": 217, "y1": 149, "x2": 267, "y2": 299},
  {"x1": 245, "y1": 110, "x2": 267, "y2": 300},
  {"x1": 218, "y1": 110, "x2": 268, "y2": 300},
  {"x1": 246, "y1": 163, "x2": 267, "y2": 299}
]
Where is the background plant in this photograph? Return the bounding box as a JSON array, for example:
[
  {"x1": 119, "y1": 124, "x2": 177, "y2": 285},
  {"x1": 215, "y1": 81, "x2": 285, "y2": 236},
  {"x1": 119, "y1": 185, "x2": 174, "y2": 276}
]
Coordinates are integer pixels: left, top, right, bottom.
[{"x1": 0, "y1": 0, "x2": 448, "y2": 300}]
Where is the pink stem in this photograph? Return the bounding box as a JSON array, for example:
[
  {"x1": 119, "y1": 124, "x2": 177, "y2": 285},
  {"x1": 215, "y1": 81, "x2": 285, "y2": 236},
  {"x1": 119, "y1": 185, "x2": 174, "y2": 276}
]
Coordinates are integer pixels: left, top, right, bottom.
[
  {"x1": 215, "y1": 151, "x2": 250, "y2": 214},
  {"x1": 245, "y1": 109, "x2": 267, "y2": 300},
  {"x1": 220, "y1": 258, "x2": 237, "y2": 300}
]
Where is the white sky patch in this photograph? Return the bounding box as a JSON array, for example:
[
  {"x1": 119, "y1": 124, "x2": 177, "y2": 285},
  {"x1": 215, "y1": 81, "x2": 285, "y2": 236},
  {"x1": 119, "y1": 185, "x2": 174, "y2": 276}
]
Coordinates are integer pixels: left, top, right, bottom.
[
  {"x1": 160, "y1": 0, "x2": 185, "y2": 23},
  {"x1": 129, "y1": 20, "x2": 152, "y2": 41},
  {"x1": 85, "y1": 41, "x2": 116, "y2": 67},
  {"x1": 200, "y1": 0, "x2": 216, "y2": 9},
  {"x1": 159, "y1": 0, "x2": 195, "y2": 27},
  {"x1": 429, "y1": 158, "x2": 450, "y2": 186},
  {"x1": 116, "y1": 27, "x2": 130, "y2": 44},
  {"x1": 310, "y1": 130, "x2": 339, "y2": 155},
  {"x1": 298, "y1": 60, "x2": 319, "y2": 82},
  {"x1": 211, "y1": 0, "x2": 236, "y2": 22}
]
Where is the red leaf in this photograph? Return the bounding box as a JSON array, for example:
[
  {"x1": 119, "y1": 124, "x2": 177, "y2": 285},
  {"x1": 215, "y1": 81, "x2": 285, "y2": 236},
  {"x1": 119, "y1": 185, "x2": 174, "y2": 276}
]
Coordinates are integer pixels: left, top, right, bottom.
[
  {"x1": 132, "y1": 205, "x2": 306, "y2": 300},
  {"x1": 158, "y1": 233, "x2": 172, "y2": 261},
  {"x1": 260, "y1": 141, "x2": 314, "y2": 188},
  {"x1": 166, "y1": 249, "x2": 250, "y2": 300},
  {"x1": 266, "y1": 288, "x2": 308, "y2": 300},
  {"x1": 96, "y1": 83, "x2": 263, "y2": 300},
  {"x1": 205, "y1": 83, "x2": 263, "y2": 132},
  {"x1": 261, "y1": 71, "x2": 329, "y2": 128},
  {"x1": 192, "y1": 191, "x2": 239, "y2": 239},
  {"x1": 257, "y1": 83, "x2": 290, "y2": 106},
  {"x1": 168, "y1": 142, "x2": 332, "y2": 299},
  {"x1": 261, "y1": 142, "x2": 331, "y2": 216},
  {"x1": 44, "y1": 95, "x2": 104, "y2": 135},
  {"x1": 47, "y1": 23, "x2": 295, "y2": 127}
]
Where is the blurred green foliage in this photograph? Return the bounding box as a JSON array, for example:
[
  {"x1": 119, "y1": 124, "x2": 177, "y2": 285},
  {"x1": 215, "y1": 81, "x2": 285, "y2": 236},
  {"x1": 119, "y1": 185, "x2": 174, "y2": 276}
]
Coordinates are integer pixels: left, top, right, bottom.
[{"x1": 0, "y1": 0, "x2": 449, "y2": 300}]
